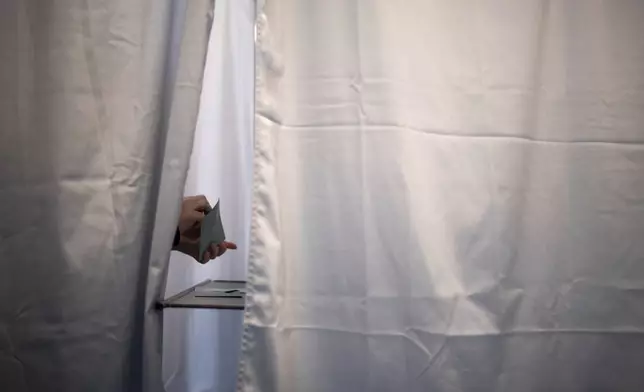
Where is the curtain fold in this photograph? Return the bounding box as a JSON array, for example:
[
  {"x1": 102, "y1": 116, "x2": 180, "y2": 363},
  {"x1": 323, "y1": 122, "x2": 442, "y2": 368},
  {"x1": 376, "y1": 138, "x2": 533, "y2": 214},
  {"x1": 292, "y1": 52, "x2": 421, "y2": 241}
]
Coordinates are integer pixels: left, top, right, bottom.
[
  {"x1": 0, "y1": 1, "x2": 213, "y2": 391},
  {"x1": 240, "y1": 1, "x2": 644, "y2": 391}
]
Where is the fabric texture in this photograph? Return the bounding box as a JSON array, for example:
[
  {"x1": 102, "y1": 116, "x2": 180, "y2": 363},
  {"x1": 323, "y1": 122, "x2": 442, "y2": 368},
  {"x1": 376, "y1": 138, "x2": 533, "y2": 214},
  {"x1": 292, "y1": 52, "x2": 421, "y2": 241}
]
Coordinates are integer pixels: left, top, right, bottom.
[
  {"x1": 239, "y1": 1, "x2": 644, "y2": 391},
  {"x1": 0, "y1": 1, "x2": 213, "y2": 391}
]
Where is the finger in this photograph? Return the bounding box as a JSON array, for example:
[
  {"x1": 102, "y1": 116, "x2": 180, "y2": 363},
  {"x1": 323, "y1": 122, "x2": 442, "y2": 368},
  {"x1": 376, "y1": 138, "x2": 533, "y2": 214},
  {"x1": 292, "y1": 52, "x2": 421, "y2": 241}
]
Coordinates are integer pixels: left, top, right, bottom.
[
  {"x1": 224, "y1": 241, "x2": 238, "y2": 250},
  {"x1": 201, "y1": 250, "x2": 210, "y2": 263},
  {"x1": 217, "y1": 245, "x2": 227, "y2": 257},
  {"x1": 193, "y1": 195, "x2": 212, "y2": 213},
  {"x1": 205, "y1": 243, "x2": 217, "y2": 259},
  {"x1": 188, "y1": 211, "x2": 205, "y2": 223},
  {"x1": 183, "y1": 195, "x2": 205, "y2": 207}
]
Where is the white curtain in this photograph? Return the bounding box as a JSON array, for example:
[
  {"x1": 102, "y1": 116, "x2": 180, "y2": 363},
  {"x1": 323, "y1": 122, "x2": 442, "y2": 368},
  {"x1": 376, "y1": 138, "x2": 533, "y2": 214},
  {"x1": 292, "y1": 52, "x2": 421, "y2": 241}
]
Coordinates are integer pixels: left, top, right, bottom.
[
  {"x1": 240, "y1": 1, "x2": 644, "y2": 391},
  {"x1": 0, "y1": 1, "x2": 213, "y2": 392},
  {"x1": 162, "y1": 0, "x2": 254, "y2": 391}
]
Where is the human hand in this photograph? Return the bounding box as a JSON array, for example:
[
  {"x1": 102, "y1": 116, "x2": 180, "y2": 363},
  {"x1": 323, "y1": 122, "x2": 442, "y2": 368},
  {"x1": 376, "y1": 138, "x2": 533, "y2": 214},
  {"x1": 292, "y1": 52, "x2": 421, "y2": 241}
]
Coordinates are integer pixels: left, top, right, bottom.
[
  {"x1": 173, "y1": 195, "x2": 237, "y2": 263},
  {"x1": 201, "y1": 241, "x2": 238, "y2": 263}
]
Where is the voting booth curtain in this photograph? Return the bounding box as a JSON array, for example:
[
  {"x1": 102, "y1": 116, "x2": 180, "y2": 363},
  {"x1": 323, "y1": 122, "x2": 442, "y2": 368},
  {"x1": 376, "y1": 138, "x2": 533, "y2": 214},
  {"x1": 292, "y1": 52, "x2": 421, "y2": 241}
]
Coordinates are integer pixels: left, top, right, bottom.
[
  {"x1": 239, "y1": 1, "x2": 644, "y2": 391},
  {"x1": 0, "y1": 1, "x2": 213, "y2": 392}
]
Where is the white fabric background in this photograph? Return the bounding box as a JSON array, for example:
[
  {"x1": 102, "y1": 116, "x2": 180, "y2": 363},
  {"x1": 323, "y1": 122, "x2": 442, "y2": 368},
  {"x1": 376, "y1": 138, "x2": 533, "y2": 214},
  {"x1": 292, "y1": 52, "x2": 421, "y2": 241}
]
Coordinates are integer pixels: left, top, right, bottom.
[
  {"x1": 162, "y1": 0, "x2": 254, "y2": 391},
  {"x1": 240, "y1": 1, "x2": 644, "y2": 391},
  {"x1": 0, "y1": 1, "x2": 213, "y2": 392}
]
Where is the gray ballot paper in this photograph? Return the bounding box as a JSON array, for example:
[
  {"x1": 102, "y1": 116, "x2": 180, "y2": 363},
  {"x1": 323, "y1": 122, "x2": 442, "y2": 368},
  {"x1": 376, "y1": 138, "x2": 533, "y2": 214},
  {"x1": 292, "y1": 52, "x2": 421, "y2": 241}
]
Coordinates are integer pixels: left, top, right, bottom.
[{"x1": 199, "y1": 200, "x2": 226, "y2": 260}]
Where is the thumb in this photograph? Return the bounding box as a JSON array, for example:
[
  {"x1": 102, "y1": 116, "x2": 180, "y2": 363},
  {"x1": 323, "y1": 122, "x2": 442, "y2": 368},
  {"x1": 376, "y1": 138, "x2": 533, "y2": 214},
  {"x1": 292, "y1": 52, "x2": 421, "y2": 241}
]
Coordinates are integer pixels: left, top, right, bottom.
[{"x1": 188, "y1": 211, "x2": 205, "y2": 222}]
